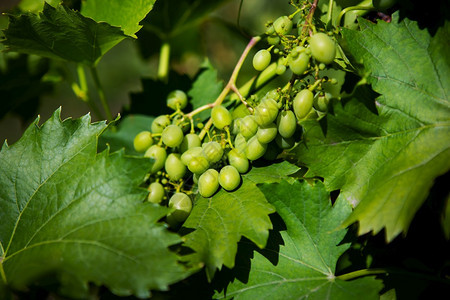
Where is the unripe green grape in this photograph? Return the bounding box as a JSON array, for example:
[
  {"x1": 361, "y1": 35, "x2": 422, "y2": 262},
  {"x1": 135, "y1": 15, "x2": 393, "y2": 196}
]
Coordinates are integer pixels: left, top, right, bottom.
[
  {"x1": 219, "y1": 165, "x2": 241, "y2": 191},
  {"x1": 276, "y1": 63, "x2": 286, "y2": 75},
  {"x1": 148, "y1": 182, "x2": 165, "y2": 204},
  {"x1": 166, "y1": 192, "x2": 192, "y2": 225},
  {"x1": 165, "y1": 153, "x2": 187, "y2": 181},
  {"x1": 171, "y1": 114, "x2": 189, "y2": 133},
  {"x1": 232, "y1": 103, "x2": 251, "y2": 120},
  {"x1": 309, "y1": 33, "x2": 336, "y2": 64},
  {"x1": 293, "y1": 89, "x2": 314, "y2": 120},
  {"x1": 151, "y1": 115, "x2": 171, "y2": 133},
  {"x1": 211, "y1": 105, "x2": 232, "y2": 130},
  {"x1": 256, "y1": 123, "x2": 278, "y2": 144},
  {"x1": 253, "y1": 98, "x2": 279, "y2": 126},
  {"x1": 145, "y1": 145, "x2": 167, "y2": 174},
  {"x1": 188, "y1": 156, "x2": 210, "y2": 174},
  {"x1": 202, "y1": 141, "x2": 224, "y2": 163},
  {"x1": 239, "y1": 115, "x2": 258, "y2": 139},
  {"x1": 228, "y1": 149, "x2": 249, "y2": 174},
  {"x1": 180, "y1": 133, "x2": 201, "y2": 153},
  {"x1": 246, "y1": 136, "x2": 268, "y2": 161},
  {"x1": 275, "y1": 134, "x2": 295, "y2": 149},
  {"x1": 314, "y1": 93, "x2": 330, "y2": 112},
  {"x1": 198, "y1": 169, "x2": 219, "y2": 198},
  {"x1": 273, "y1": 16, "x2": 293, "y2": 35},
  {"x1": 253, "y1": 49, "x2": 271, "y2": 71},
  {"x1": 133, "y1": 131, "x2": 153, "y2": 152},
  {"x1": 277, "y1": 110, "x2": 297, "y2": 138},
  {"x1": 181, "y1": 146, "x2": 203, "y2": 165},
  {"x1": 267, "y1": 35, "x2": 280, "y2": 45},
  {"x1": 232, "y1": 118, "x2": 242, "y2": 135},
  {"x1": 265, "y1": 25, "x2": 275, "y2": 35},
  {"x1": 262, "y1": 89, "x2": 279, "y2": 101},
  {"x1": 162, "y1": 125, "x2": 184, "y2": 148},
  {"x1": 234, "y1": 133, "x2": 247, "y2": 154},
  {"x1": 289, "y1": 49, "x2": 310, "y2": 75},
  {"x1": 166, "y1": 90, "x2": 188, "y2": 110}
]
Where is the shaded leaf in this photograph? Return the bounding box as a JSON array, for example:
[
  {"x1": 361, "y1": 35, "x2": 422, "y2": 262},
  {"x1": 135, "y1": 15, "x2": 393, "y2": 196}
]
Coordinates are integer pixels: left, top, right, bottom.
[
  {"x1": 0, "y1": 109, "x2": 190, "y2": 298},
  {"x1": 293, "y1": 15, "x2": 450, "y2": 241},
  {"x1": 214, "y1": 180, "x2": 383, "y2": 299}
]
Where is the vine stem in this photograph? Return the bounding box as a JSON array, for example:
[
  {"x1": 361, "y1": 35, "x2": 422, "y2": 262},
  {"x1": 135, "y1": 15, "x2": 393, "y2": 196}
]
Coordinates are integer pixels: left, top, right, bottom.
[
  {"x1": 158, "y1": 42, "x2": 170, "y2": 82},
  {"x1": 336, "y1": 4, "x2": 373, "y2": 27},
  {"x1": 0, "y1": 258, "x2": 6, "y2": 284},
  {"x1": 301, "y1": 0, "x2": 319, "y2": 37},
  {"x1": 337, "y1": 268, "x2": 387, "y2": 281},
  {"x1": 90, "y1": 67, "x2": 113, "y2": 121}
]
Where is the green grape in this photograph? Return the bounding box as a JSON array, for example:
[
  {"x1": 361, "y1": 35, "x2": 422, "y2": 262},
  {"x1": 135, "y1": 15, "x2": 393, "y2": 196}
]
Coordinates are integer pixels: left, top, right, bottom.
[
  {"x1": 293, "y1": 89, "x2": 314, "y2": 120},
  {"x1": 314, "y1": 93, "x2": 330, "y2": 112},
  {"x1": 262, "y1": 89, "x2": 279, "y2": 101},
  {"x1": 309, "y1": 33, "x2": 336, "y2": 64},
  {"x1": 188, "y1": 156, "x2": 210, "y2": 174},
  {"x1": 245, "y1": 136, "x2": 268, "y2": 161},
  {"x1": 166, "y1": 192, "x2": 192, "y2": 226},
  {"x1": 256, "y1": 123, "x2": 278, "y2": 144},
  {"x1": 253, "y1": 49, "x2": 271, "y2": 71},
  {"x1": 202, "y1": 141, "x2": 224, "y2": 163},
  {"x1": 198, "y1": 169, "x2": 219, "y2": 198},
  {"x1": 234, "y1": 133, "x2": 247, "y2": 154},
  {"x1": 219, "y1": 165, "x2": 241, "y2": 191},
  {"x1": 289, "y1": 47, "x2": 310, "y2": 75},
  {"x1": 267, "y1": 35, "x2": 280, "y2": 45},
  {"x1": 275, "y1": 134, "x2": 295, "y2": 149},
  {"x1": 148, "y1": 182, "x2": 165, "y2": 204},
  {"x1": 373, "y1": 0, "x2": 397, "y2": 11},
  {"x1": 151, "y1": 115, "x2": 171, "y2": 133},
  {"x1": 265, "y1": 24, "x2": 275, "y2": 35},
  {"x1": 211, "y1": 105, "x2": 232, "y2": 130},
  {"x1": 133, "y1": 131, "x2": 153, "y2": 152},
  {"x1": 166, "y1": 90, "x2": 188, "y2": 110},
  {"x1": 172, "y1": 114, "x2": 189, "y2": 133},
  {"x1": 232, "y1": 118, "x2": 242, "y2": 135},
  {"x1": 253, "y1": 98, "x2": 279, "y2": 126},
  {"x1": 161, "y1": 125, "x2": 184, "y2": 148},
  {"x1": 276, "y1": 63, "x2": 286, "y2": 75},
  {"x1": 145, "y1": 145, "x2": 167, "y2": 174},
  {"x1": 277, "y1": 110, "x2": 297, "y2": 138},
  {"x1": 165, "y1": 153, "x2": 187, "y2": 181},
  {"x1": 273, "y1": 16, "x2": 293, "y2": 35},
  {"x1": 239, "y1": 115, "x2": 258, "y2": 139},
  {"x1": 228, "y1": 149, "x2": 249, "y2": 174},
  {"x1": 181, "y1": 146, "x2": 203, "y2": 165},
  {"x1": 231, "y1": 103, "x2": 251, "y2": 120},
  {"x1": 180, "y1": 133, "x2": 201, "y2": 153}
]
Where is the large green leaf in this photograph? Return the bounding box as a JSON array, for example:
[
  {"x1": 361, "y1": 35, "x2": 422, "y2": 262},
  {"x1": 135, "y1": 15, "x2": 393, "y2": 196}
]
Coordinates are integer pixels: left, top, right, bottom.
[
  {"x1": 215, "y1": 180, "x2": 383, "y2": 299},
  {"x1": 2, "y1": 3, "x2": 127, "y2": 65},
  {"x1": 182, "y1": 162, "x2": 299, "y2": 280},
  {"x1": 293, "y1": 16, "x2": 450, "y2": 241},
  {"x1": 0, "y1": 109, "x2": 190, "y2": 298},
  {"x1": 81, "y1": 0, "x2": 156, "y2": 38}
]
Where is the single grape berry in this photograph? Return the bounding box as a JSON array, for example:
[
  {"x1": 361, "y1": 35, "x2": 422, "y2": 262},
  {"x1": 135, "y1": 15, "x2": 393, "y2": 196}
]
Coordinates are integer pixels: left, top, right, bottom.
[
  {"x1": 253, "y1": 98, "x2": 279, "y2": 126},
  {"x1": 314, "y1": 93, "x2": 330, "y2": 112},
  {"x1": 273, "y1": 16, "x2": 293, "y2": 35},
  {"x1": 167, "y1": 90, "x2": 188, "y2": 110},
  {"x1": 181, "y1": 146, "x2": 203, "y2": 165},
  {"x1": 162, "y1": 124, "x2": 184, "y2": 148},
  {"x1": 151, "y1": 115, "x2": 171, "y2": 133},
  {"x1": 145, "y1": 145, "x2": 167, "y2": 174},
  {"x1": 275, "y1": 134, "x2": 295, "y2": 149},
  {"x1": 133, "y1": 131, "x2": 153, "y2": 152},
  {"x1": 188, "y1": 156, "x2": 210, "y2": 174},
  {"x1": 198, "y1": 169, "x2": 220, "y2": 198},
  {"x1": 211, "y1": 105, "x2": 232, "y2": 130},
  {"x1": 309, "y1": 33, "x2": 336, "y2": 64},
  {"x1": 219, "y1": 165, "x2": 241, "y2": 191},
  {"x1": 246, "y1": 136, "x2": 268, "y2": 161},
  {"x1": 166, "y1": 192, "x2": 192, "y2": 226},
  {"x1": 228, "y1": 149, "x2": 249, "y2": 174},
  {"x1": 202, "y1": 141, "x2": 224, "y2": 163},
  {"x1": 180, "y1": 133, "x2": 201, "y2": 153},
  {"x1": 293, "y1": 89, "x2": 314, "y2": 120},
  {"x1": 277, "y1": 110, "x2": 297, "y2": 138},
  {"x1": 148, "y1": 182, "x2": 165, "y2": 204},
  {"x1": 289, "y1": 51, "x2": 310, "y2": 75},
  {"x1": 256, "y1": 123, "x2": 278, "y2": 144},
  {"x1": 165, "y1": 153, "x2": 187, "y2": 181},
  {"x1": 253, "y1": 49, "x2": 271, "y2": 71},
  {"x1": 239, "y1": 115, "x2": 258, "y2": 139},
  {"x1": 234, "y1": 133, "x2": 247, "y2": 154}
]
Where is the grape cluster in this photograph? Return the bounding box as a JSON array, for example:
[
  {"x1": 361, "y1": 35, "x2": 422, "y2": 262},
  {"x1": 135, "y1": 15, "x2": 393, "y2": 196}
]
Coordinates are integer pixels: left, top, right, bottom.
[{"x1": 133, "y1": 2, "x2": 340, "y2": 227}]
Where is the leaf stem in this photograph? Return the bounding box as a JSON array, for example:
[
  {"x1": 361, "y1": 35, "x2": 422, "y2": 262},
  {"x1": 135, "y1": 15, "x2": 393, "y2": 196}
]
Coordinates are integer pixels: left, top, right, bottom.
[
  {"x1": 90, "y1": 67, "x2": 113, "y2": 121},
  {"x1": 300, "y1": 0, "x2": 319, "y2": 37},
  {"x1": 158, "y1": 42, "x2": 171, "y2": 82},
  {"x1": 0, "y1": 258, "x2": 6, "y2": 284},
  {"x1": 337, "y1": 268, "x2": 387, "y2": 281},
  {"x1": 326, "y1": 0, "x2": 334, "y2": 25}
]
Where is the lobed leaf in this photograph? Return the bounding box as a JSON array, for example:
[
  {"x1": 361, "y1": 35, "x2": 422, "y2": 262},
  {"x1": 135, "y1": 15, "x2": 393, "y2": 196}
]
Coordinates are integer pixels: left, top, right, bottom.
[
  {"x1": 215, "y1": 180, "x2": 383, "y2": 299},
  {"x1": 0, "y1": 109, "x2": 190, "y2": 298},
  {"x1": 293, "y1": 15, "x2": 450, "y2": 241},
  {"x1": 2, "y1": 3, "x2": 127, "y2": 65}
]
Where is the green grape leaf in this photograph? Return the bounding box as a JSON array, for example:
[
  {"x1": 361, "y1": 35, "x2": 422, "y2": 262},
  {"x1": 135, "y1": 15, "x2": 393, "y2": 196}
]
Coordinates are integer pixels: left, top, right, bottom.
[
  {"x1": 214, "y1": 180, "x2": 383, "y2": 299},
  {"x1": 2, "y1": 3, "x2": 127, "y2": 65},
  {"x1": 99, "y1": 114, "x2": 155, "y2": 155},
  {"x1": 188, "y1": 62, "x2": 224, "y2": 121},
  {"x1": 0, "y1": 109, "x2": 190, "y2": 298},
  {"x1": 81, "y1": 0, "x2": 156, "y2": 38},
  {"x1": 182, "y1": 162, "x2": 299, "y2": 280},
  {"x1": 293, "y1": 16, "x2": 450, "y2": 241},
  {"x1": 18, "y1": 0, "x2": 60, "y2": 12}
]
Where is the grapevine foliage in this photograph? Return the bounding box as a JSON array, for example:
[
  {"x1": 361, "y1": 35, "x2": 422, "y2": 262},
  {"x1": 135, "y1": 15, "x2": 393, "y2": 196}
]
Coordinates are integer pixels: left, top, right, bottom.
[{"x1": 0, "y1": 0, "x2": 449, "y2": 299}]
